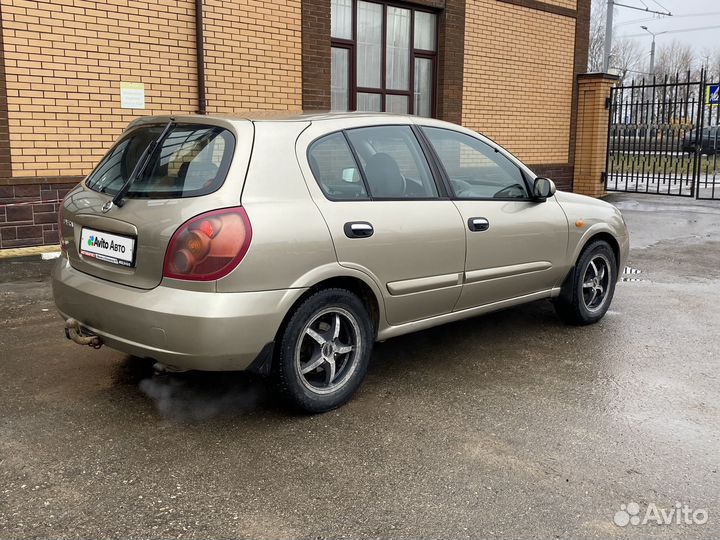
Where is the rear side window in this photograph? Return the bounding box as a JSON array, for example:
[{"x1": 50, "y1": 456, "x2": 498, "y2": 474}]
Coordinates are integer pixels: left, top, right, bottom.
[
  {"x1": 346, "y1": 126, "x2": 438, "y2": 198},
  {"x1": 86, "y1": 124, "x2": 235, "y2": 199},
  {"x1": 307, "y1": 133, "x2": 369, "y2": 200}
]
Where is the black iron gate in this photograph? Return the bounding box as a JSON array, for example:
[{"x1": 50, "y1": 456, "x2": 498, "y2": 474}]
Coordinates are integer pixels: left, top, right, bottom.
[{"x1": 605, "y1": 70, "x2": 720, "y2": 200}]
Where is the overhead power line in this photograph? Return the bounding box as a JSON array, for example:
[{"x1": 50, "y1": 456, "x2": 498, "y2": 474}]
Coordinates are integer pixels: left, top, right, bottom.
[
  {"x1": 613, "y1": 1, "x2": 672, "y2": 16},
  {"x1": 651, "y1": 0, "x2": 671, "y2": 13},
  {"x1": 617, "y1": 17, "x2": 665, "y2": 27},
  {"x1": 624, "y1": 24, "x2": 720, "y2": 38},
  {"x1": 665, "y1": 11, "x2": 720, "y2": 18},
  {"x1": 604, "y1": 0, "x2": 673, "y2": 72},
  {"x1": 616, "y1": 12, "x2": 720, "y2": 27}
]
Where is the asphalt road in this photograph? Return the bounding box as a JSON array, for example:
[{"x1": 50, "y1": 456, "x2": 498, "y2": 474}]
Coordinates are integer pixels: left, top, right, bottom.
[{"x1": 1, "y1": 193, "x2": 719, "y2": 539}]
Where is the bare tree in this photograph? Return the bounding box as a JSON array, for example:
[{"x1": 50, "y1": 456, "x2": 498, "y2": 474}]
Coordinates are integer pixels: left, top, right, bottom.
[
  {"x1": 587, "y1": 0, "x2": 645, "y2": 83},
  {"x1": 654, "y1": 40, "x2": 697, "y2": 81},
  {"x1": 588, "y1": 0, "x2": 606, "y2": 72},
  {"x1": 613, "y1": 38, "x2": 645, "y2": 84},
  {"x1": 707, "y1": 49, "x2": 720, "y2": 82}
]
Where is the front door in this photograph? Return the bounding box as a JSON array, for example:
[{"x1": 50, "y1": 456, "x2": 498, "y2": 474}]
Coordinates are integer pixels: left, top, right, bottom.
[
  {"x1": 300, "y1": 124, "x2": 466, "y2": 325},
  {"x1": 419, "y1": 126, "x2": 569, "y2": 310}
]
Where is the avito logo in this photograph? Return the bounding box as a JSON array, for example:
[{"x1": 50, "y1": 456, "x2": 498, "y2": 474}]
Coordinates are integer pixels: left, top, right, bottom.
[
  {"x1": 87, "y1": 234, "x2": 126, "y2": 254},
  {"x1": 89, "y1": 235, "x2": 109, "y2": 249}
]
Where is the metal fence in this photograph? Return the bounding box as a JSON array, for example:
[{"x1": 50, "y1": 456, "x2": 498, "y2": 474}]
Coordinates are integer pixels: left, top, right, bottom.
[{"x1": 605, "y1": 70, "x2": 720, "y2": 200}]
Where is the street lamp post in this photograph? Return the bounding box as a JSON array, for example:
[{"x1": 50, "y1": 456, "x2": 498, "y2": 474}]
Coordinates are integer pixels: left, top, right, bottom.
[{"x1": 640, "y1": 25, "x2": 667, "y2": 76}]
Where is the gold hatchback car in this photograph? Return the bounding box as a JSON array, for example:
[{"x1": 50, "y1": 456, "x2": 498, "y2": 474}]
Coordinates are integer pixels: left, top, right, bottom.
[{"x1": 53, "y1": 113, "x2": 629, "y2": 412}]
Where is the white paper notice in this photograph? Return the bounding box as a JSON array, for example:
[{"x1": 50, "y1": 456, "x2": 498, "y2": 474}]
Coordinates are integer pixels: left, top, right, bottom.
[{"x1": 120, "y1": 82, "x2": 145, "y2": 109}]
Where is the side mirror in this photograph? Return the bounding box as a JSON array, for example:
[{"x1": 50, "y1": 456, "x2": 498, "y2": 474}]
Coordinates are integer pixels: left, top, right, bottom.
[{"x1": 532, "y1": 177, "x2": 556, "y2": 201}]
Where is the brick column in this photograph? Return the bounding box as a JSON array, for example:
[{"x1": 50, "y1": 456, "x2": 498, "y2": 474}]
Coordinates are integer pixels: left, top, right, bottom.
[{"x1": 573, "y1": 73, "x2": 619, "y2": 198}]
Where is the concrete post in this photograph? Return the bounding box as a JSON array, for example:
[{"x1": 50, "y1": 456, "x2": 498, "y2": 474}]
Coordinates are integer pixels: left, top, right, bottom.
[
  {"x1": 602, "y1": 0, "x2": 614, "y2": 73},
  {"x1": 573, "y1": 73, "x2": 620, "y2": 198}
]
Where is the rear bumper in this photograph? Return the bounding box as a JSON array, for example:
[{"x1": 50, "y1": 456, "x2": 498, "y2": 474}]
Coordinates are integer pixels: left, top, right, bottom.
[{"x1": 51, "y1": 256, "x2": 304, "y2": 371}]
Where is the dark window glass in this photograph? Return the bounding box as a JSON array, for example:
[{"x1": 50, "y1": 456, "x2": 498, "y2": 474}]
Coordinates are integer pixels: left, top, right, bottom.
[
  {"x1": 308, "y1": 133, "x2": 369, "y2": 200},
  {"x1": 346, "y1": 125, "x2": 437, "y2": 198},
  {"x1": 86, "y1": 124, "x2": 235, "y2": 199},
  {"x1": 423, "y1": 127, "x2": 529, "y2": 199}
]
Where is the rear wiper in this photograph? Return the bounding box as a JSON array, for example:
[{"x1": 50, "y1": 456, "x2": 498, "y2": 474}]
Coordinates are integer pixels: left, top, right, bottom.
[{"x1": 112, "y1": 119, "x2": 174, "y2": 207}]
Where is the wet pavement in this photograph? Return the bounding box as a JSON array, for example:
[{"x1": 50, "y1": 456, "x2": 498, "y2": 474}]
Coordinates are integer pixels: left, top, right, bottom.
[{"x1": 1, "y1": 193, "x2": 719, "y2": 539}]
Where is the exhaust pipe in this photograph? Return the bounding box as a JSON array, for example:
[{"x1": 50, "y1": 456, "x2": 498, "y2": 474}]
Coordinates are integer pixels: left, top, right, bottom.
[{"x1": 64, "y1": 318, "x2": 103, "y2": 349}]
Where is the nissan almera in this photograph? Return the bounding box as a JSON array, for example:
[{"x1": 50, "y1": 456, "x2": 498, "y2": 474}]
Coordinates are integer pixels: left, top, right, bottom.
[{"x1": 53, "y1": 113, "x2": 629, "y2": 412}]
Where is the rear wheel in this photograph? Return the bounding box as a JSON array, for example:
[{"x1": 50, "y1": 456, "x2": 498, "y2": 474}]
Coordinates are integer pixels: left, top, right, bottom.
[
  {"x1": 274, "y1": 288, "x2": 373, "y2": 413},
  {"x1": 555, "y1": 240, "x2": 617, "y2": 326}
]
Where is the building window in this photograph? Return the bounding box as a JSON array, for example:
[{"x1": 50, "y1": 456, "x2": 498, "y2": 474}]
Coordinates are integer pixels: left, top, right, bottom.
[{"x1": 330, "y1": 0, "x2": 437, "y2": 116}]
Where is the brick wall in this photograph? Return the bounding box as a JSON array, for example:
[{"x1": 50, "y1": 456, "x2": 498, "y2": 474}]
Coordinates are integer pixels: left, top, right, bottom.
[
  {"x1": 302, "y1": 0, "x2": 331, "y2": 111},
  {"x1": 203, "y1": 0, "x2": 302, "y2": 113},
  {"x1": 0, "y1": 0, "x2": 302, "y2": 181},
  {"x1": 436, "y1": 0, "x2": 466, "y2": 125},
  {"x1": 0, "y1": 182, "x2": 77, "y2": 248},
  {"x1": 1, "y1": 0, "x2": 199, "y2": 179},
  {"x1": 0, "y1": 2, "x2": 10, "y2": 181},
  {"x1": 529, "y1": 0, "x2": 576, "y2": 9},
  {"x1": 573, "y1": 73, "x2": 618, "y2": 197},
  {"x1": 532, "y1": 163, "x2": 574, "y2": 191},
  {"x1": 462, "y1": 0, "x2": 576, "y2": 164},
  {"x1": 569, "y1": 0, "x2": 590, "y2": 169},
  {"x1": 0, "y1": 0, "x2": 303, "y2": 249}
]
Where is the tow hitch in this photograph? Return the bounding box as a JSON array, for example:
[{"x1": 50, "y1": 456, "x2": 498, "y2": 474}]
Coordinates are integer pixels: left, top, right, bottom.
[{"x1": 64, "y1": 318, "x2": 103, "y2": 349}]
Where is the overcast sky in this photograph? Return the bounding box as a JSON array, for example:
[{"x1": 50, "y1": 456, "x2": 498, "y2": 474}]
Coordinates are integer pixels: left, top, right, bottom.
[{"x1": 612, "y1": 0, "x2": 720, "y2": 59}]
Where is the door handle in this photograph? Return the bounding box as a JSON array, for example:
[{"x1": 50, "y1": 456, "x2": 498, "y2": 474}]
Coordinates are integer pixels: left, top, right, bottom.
[
  {"x1": 468, "y1": 217, "x2": 490, "y2": 232},
  {"x1": 344, "y1": 221, "x2": 374, "y2": 238}
]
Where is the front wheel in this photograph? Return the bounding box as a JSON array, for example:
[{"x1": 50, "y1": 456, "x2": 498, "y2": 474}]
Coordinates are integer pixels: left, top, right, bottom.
[
  {"x1": 274, "y1": 288, "x2": 373, "y2": 413},
  {"x1": 554, "y1": 240, "x2": 617, "y2": 326}
]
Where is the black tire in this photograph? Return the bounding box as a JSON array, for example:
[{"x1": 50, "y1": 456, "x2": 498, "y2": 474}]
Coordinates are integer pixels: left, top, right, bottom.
[
  {"x1": 554, "y1": 240, "x2": 617, "y2": 326},
  {"x1": 274, "y1": 288, "x2": 373, "y2": 413}
]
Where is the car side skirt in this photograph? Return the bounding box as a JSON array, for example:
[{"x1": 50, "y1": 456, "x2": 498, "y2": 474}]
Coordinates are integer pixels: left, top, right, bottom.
[{"x1": 377, "y1": 287, "x2": 561, "y2": 341}]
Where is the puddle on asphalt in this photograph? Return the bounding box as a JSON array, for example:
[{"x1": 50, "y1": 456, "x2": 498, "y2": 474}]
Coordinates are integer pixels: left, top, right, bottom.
[{"x1": 620, "y1": 265, "x2": 649, "y2": 283}]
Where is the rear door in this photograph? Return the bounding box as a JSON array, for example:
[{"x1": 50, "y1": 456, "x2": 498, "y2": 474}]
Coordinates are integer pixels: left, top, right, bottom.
[
  {"x1": 419, "y1": 126, "x2": 569, "y2": 310},
  {"x1": 60, "y1": 118, "x2": 253, "y2": 289},
  {"x1": 298, "y1": 123, "x2": 466, "y2": 325}
]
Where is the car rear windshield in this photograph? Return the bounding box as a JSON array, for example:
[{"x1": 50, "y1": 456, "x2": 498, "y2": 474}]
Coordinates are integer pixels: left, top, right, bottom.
[{"x1": 85, "y1": 123, "x2": 235, "y2": 198}]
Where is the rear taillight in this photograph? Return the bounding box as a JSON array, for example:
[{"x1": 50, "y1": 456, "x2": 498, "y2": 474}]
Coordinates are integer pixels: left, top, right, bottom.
[
  {"x1": 162, "y1": 207, "x2": 252, "y2": 281},
  {"x1": 57, "y1": 200, "x2": 68, "y2": 253}
]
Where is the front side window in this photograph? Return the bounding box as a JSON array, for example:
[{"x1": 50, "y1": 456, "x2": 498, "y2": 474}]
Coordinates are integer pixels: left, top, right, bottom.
[
  {"x1": 330, "y1": 0, "x2": 437, "y2": 116},
  {"x1": 86, "y1": 124, "x2": 234, "y2": 199},
  {"x1": 346, "y1": 125, "x2": 437, "y2": 198},
  {"x1": 422, "y1": 127, "x2": 529, "y2": 199}
]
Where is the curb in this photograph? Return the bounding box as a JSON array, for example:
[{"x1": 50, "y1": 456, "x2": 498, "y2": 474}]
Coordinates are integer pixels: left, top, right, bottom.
[{"x1": 0, "y1": 245, "x2": 62, "y2": 262}]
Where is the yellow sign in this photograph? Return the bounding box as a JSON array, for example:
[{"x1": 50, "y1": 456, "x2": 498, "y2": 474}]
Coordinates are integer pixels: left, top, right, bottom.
[{"x1": 120, "y1": 82, "x2": 145, "y2": 109}]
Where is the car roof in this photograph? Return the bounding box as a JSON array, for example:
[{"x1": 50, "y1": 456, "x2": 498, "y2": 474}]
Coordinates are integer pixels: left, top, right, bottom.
[
  {"x1": 124, "y1": 112, "x2": 539, "y2": 179},
  {"x1": 127, "y1": 111, "x2": 454, "y2": 128}
]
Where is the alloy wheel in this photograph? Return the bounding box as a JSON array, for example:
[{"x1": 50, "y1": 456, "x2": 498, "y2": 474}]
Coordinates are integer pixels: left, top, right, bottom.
[
  {"x1": 294, "y1": 307, "x2": 362, "y2": 395},
  {"x1": 582, "y1": 254, "x2": 612, "y2": 312}
]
